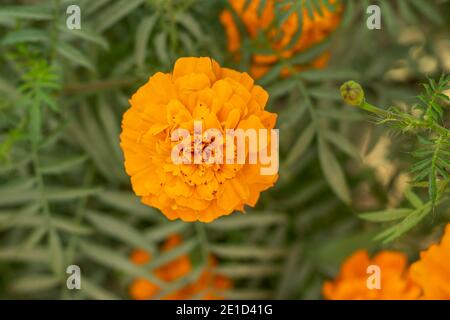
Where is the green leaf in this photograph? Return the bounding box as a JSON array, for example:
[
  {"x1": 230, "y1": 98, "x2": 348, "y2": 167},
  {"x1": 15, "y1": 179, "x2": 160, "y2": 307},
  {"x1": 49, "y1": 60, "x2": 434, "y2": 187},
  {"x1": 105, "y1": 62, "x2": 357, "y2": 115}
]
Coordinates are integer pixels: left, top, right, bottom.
[
  {"x1": 0, "y1": 247, "x2": 49, "y2": 263},
  {"x1": 144, "y1": 221, "x2": 188, "y2": 242},
  {"x1": 58, "y1": 24, "x2": 109, "y2": 50},
  {"x1": 379, "y1": 1, "x2": 397, "y2": 37},
  {"x1": 79, "y1": 241, "x2": 166, "y2": 287},
  {"x1": 96, "y1": 0, "x2": 145, "y2": 32},
  {"x1": 96, "y1": 190, "x2": 161, "y2": 220},
  {"x1": 9, "y1": 274, "x2": 59, "y2": 294},
  {"x1": 175, "y1": 13, "x2": 203, "y2": 41},
  {"x1": 45, "y1": 187, "x2": 101, "y2": 202},
  {"x1": 324, "y1": 130, "x2": 361, "y2": 161},
  {"x1": 404, "y1": 188, "x2": 424, "y2": 209},
  {"x1": 154, "y1": 32, "x2": 170, "y2": 65},
  {"x1": 207, "y1": 212, "x2": 287, "y2": 230},
  {"x1": 48, "y1": 228, "x2": 64, "y2": 278},
  {"x1": 359, "y1": 208, "x2": 412, "y2": 222},
  {"x1": 29, "y1": 102, "x2": 41, "y2": 145},
  {"x1": 297, "y1": 68, "x2": 359, "y2": 82},
  {"x1": 41, "y1": 155, "x2": 88, "y2": 175},
  {"x1": 210, "y1": 245, "x2": 287, "y2": 260},
  {"x1": 289, "y1": 38, "x2": 332, "y2": 65},
  {"x1": 135, "y1": 15, "x2": 158, "y2": 68},
  {"x1": 87, "y1": 210, "x2": 154, "y2": 252},
  {"x1": 410, "y1": 0, "x2": 443, "y2": 24},
  {"x1": 81, "y1": 278, "x2": 120, "y2": 300},
  {"x1": 56, "y1": 43, "x2": 95, "y2": 71},
  {"x1": 2, "y1": 29, "x2": 48, "y2": 45},
  {"x1": 215, "y1": 263, "x2": 282, "y2": 279},
  {"x1": 285, "y1": 123, "x2": 316, "y2": 167},
  {"x1": 0, "y1": 5, "x2": 52, "y2": 21},
  {"x1": 318, "y1": 135, "x2": 351, "y2": 204},
  {"x1": 374, "y1": 204, "x2": 432, "y2": 243}
]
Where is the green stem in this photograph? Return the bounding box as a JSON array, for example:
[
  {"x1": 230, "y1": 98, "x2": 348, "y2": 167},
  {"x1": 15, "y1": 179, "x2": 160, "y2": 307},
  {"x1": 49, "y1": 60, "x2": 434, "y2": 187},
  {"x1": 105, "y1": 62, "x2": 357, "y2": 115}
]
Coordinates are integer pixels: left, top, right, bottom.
[{"x1": 360, "y1": 101, "x2": 450, "y2": 137}]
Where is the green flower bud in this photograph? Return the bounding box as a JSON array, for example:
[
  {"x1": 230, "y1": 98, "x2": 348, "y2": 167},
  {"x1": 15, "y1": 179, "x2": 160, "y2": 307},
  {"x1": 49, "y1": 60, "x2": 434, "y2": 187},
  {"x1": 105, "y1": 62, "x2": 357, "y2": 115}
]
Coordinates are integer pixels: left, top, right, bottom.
[{"x1": 340, "y1": 81, "x2": 365, "y2": 106}]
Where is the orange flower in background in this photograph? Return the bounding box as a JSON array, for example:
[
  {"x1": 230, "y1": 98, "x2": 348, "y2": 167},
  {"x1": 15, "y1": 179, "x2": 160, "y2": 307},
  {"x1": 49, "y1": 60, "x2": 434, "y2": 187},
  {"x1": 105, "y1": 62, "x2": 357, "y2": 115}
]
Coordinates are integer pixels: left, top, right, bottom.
[
  {"x1": 220, "y1": 0, "x2": 343, "y2": 79},
  {"x1": 129, "y1": 235, "x2": 232, "y2": 300},
  {"x1": 120, "y1": 57, "x2": 278, "y2": 222},
  {"x1": 323, "y1": 250, "x2": 421, "y2": 300},
  {"x1": 410, "y1": 223, "x2": 450, "y2": 300}
]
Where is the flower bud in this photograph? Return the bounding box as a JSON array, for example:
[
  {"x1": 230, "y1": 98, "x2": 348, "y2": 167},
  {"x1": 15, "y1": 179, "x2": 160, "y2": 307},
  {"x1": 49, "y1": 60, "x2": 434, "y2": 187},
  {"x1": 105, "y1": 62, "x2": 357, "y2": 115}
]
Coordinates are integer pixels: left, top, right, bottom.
[{"x1": 340, "y1": 81, "x2": 364, "y2": 106}]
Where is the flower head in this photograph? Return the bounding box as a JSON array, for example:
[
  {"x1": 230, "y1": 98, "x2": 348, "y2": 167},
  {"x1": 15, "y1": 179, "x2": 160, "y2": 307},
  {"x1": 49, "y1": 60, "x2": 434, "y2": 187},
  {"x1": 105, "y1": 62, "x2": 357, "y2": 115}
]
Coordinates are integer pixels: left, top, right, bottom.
[
  {"x1": 220, "y1": 0, "x2": 343, "y2": 79},
  {"x1": 129, "y1": 235, "x2": 232, "y2": 300},
  {"x1": 323, "y1": 250, "x2": 421, "y2": 300},
  {"x1": 120, "y1": 57, "x2": 278, "y2": 222},
  {"x1": 410, "y1": 223, "x2": 450, "y2": 299},
  {"x1": 340, "y1": 80, "x2": 365, "y2": 106}
]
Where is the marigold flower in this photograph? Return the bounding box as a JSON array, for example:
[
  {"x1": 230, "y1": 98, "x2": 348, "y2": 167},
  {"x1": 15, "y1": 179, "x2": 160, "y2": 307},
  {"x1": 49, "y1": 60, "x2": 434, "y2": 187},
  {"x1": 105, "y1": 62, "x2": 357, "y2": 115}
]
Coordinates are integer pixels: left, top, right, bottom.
[
  {"x1": 323, "y1": 250, "x2": 421, "y2": 300},
  {"x1": 129, "y1": 235, "x2": 232, "y2": 300},
  {"x1": 410, "y1": 223, "x2": 450, "y2": 299},
  {"x1": 120, "y1": 57, "x2": 278, "y2": 222},
  {"x1": 220, "y1": 0, "x2": 343, "y2": 79}
]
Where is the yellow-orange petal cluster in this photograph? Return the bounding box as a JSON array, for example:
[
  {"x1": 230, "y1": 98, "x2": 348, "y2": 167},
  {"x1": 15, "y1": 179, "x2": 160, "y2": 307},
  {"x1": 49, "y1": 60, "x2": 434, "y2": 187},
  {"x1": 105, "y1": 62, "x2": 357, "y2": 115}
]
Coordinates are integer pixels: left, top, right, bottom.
[
  {"x1": 322, "y1": 250, "x2": 421, "y2": 300},
  {"x1": 120, "y1": 57, "x2": 278, "y2": 222},
  {"x1": 410, "y1": 223, "x2": 450, "y2": 299},
  {"x1": 220, "y1": 0, "x2": 343, "y2": 79},
  {"x1": 129, "y1": 235, "x2": 232, "y2": 300}
]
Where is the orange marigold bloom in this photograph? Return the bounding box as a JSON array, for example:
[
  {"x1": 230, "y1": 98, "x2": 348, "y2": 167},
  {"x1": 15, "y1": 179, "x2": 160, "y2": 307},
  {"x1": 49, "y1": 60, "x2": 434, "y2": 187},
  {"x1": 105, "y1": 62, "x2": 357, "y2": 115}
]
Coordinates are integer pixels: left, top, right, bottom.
[
  {"x1": 129, "y1": 235, "x2": 232, "y2": 300},
  {"x1": 410, "y1": 223, "x2": 450, "y2": 299},
  {"x1": 323, "y1": 250, "x2": 421, "y2": 300},
  {"x1": 120, "y1": 57, "x2": 278, "y2": 222},
  {"x1": 220, "y1": 0, "x2": 343, "y2": 79}
]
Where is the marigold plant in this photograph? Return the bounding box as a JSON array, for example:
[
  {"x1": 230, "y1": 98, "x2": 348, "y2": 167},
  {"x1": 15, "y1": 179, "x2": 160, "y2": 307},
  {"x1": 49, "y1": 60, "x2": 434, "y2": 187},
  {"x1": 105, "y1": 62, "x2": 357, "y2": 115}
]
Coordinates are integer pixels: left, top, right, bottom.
[
  {"x1": 120, "y1": 57, "x2": 278, "y2": 222},
  {"x1": 129, "y1": 235, "x2": 232, "y2": 300},
  {"x1": 220, "y1": 0, "x2": 343, "y2": 79},
  {"x1": 323, "y1": 250, "x2": 421, "y2": 300}
]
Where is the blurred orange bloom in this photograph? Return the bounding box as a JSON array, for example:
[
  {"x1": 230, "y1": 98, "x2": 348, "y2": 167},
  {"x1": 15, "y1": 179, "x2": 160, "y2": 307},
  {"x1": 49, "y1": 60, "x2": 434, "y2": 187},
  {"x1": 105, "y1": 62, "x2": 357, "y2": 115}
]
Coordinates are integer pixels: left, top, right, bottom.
[
  {"x1": 220, "y1": 0, "x2": 343, "y2": 79},
  {"x1": 129, "y1": 235, "x2": 232, "y2": 300},
  {"x1": 323, "y1": 250, "x2": 421, "y2": 300},
  {"x1": 120, "y1": 57, "x2": 278, "y2": 222},
  {"x1": 410, "y1": 223, "x2": 450, "y2": 299}
]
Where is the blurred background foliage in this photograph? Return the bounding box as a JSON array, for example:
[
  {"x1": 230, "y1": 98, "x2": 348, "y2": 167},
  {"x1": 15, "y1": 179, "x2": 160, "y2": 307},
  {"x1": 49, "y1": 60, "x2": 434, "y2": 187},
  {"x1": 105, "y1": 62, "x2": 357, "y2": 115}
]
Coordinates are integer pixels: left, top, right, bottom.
[{"x1": 0, "y1": 0, "x2": 449, "y2": 299}]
